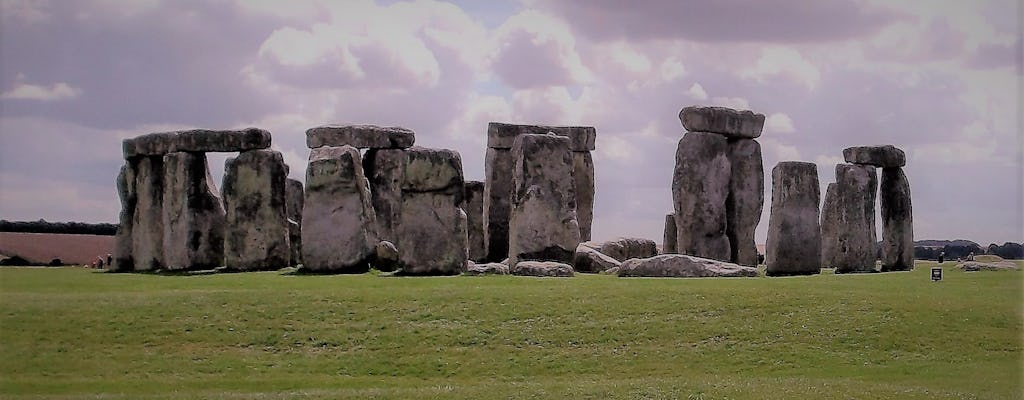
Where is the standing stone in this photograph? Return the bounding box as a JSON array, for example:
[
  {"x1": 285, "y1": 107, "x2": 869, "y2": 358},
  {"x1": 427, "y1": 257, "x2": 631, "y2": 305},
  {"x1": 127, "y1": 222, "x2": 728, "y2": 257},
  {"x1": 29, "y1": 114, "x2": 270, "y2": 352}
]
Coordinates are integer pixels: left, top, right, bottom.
[
  {"x1": 464, "y1": 180, "x2": 486, "y2": 262},
  {"x1": 484, "y1": 146, "x2": 514, "y2": 262},
  {"x1": 363, "y1": 148, "x2": 405, "y2": 244},
  {"x1": 285, "y1": 178, "x2": 304, "y2": 266},
  {"x1": 508, "y1": 134, "x2": 580, "y2": 266},
  {"x1": 820, "y1": 183, "x2": 839, "y2": 268},
  {"x1": 302, "y1": 146, "x2": 378, "y2": 273},
  {"x1": 573, "y1": 151, "x2": 595, "y2": 241},
  {"x1": 725, "y1": 138, "x2": 763, "y2": 266},
  {"x1": 881, "y1": 167, "x2": 914, "y2": 271},
  {"x1": 222, "y1": 149, "x2": 290, "y2": 271},
  {"x1": 663, "y1": 213, "x2": 677, "y2": 254},
  {"x1": 396, "y1": 147, "x2": 468, "y2": 275},
  {"x1": 671, "y1": 131, "x2": 731, "y2": 261},
  {"x1": 826, "y1": 164, "x2": 878, "y2": 274},
  {"x1": 765, "y1": 161, "x2": 821, "y2": 276},
  {"x1": 162, "y1": 152, "x2": 225, "y2": 271},
  {"x1": 111, "y1": 163, "x2": 136, "y2": 271},
  {"x1": 131, "y1": 156, "x2": 165, "y2": 271}
]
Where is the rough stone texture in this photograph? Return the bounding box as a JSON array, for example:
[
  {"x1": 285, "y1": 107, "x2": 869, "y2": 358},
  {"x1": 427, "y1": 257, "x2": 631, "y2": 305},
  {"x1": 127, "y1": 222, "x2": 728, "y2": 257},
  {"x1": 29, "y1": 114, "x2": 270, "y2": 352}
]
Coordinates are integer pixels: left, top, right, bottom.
[
  {"x1": 573, "y1": 151, "x2": 595, "y2": 241},
  {"x1": 957, "y1": 261, "x2": 1019, "y2": 271},
  {"x1": 131, "y1": 156, "x2": 165, "y2": 271},
  {"x1": 765, "y1": 162, "x2": 822, "y2": 276},
  {"x1": 222, "y1": 150, "x2": 290, "y2": 271},
  {"x1": 842, "y1": 145, "x2": 906, "y2": 168},
  {"x1": 483, "y1": 147, "x2": 514, "y2": 262},
  {"x1": 161, "y1": 152, "x2": 226, "y2": 271},
  {"x1": 123, "y1": 128, "x2": 271, "y2": 158},
  {"x1": 725, "y1": 138, "x2": 763, "y2": 266},
  {"x1": 572, "y1": 243, "x2": 622, "y2": 273},
  {"x1": 374, "y1": 240, "x2": 400, "y2": 272},
  {"x1": 880, "y1": 167, "x2": 914, "y2": 272},
  {"x1": 363, "y1": 149, "x2": 406, "y2": 243},
  {"x1": 111, "y1": 163, "x2": 137, "y2": 271},
  {"x1": 487, "y1": 122, "x2": 596, "y2": 151},
  {"x1": 678, "y1": 106, "x2": 765, "y2": 139},
  {"x1": 825, "y1": 164, "x2": 878, "y2": 274},
  {"x1": 663, "y1": 213, "x2": 677, "y2": 254},
  {"x1": 306, "y1": 124, "x2": 414, "y2": 149},
  {"x1": 508, "y1": 134, "x2": 581, "y2": 267},
  {"x1": 820, "y1": 183, "x2": 839, "y2": 268},
  {"x1": 594, "y1": 238, "x2": 659, "y2": 262},
  {"x1": 463, "y1": 180, "x2": 487, "y2": 262},
  {"x1": 285, "y1": 178, "x2": 304, "y2": 267},
  {"x1": 301, "y1": 146, "x2": 378, "y2": 273},
  {"x1": 671, "y1": 131, "x2": 731, "y2": 261},
  {"x1": 465, "y1": 261, "x2": 510, "y2": 275},
  {"x1": 512, "y1": 261, "x2": 575, "y2": 277},
  {"x1": 617, "y1": 254, "x2": 759, "y2": 278},
  {"x1": 395, "y1": 147, "x2": 468, "y2": 275}
]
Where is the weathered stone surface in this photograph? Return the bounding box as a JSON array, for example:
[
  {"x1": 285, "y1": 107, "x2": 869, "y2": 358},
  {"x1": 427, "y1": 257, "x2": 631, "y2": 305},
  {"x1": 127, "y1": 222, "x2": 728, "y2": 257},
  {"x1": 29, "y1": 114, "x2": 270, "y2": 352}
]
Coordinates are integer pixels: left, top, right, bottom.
[
  {"x1": 401, "y1": 147, "x2": 464, "y2": 194},
  {"x1": 301, "y1": 146, "x2": 378, "y2": 273},
  {"x1": 465, "y1": 261, "x2": 510, "y2": 275},
  {"x1": 820, "y1": 183, "x2": 839, "y2": 268},
  {"x1": 726, "y1": 138, "x2": 763, "y2": 266},
  {"x1": 572, "y1": 242, "x2": 621, "y2": 273},
  {"x1": 123, "y1": 128, "x2": 271, "y2": 158},
  {"x1": 487, "y1": 122, "x2": 596, "y2": 151},
  {"x1": 222, "y1": 149, "x2": 290, "y2": 271},
  {"x1": 111, "y1": 163, "x2": 136, "y2": 271},
  {"x1": 131, "y1": 156, "x2": 165, "y2": 271},
  {"x1": 824, "y1": 164, "x2": 878, "y2": 274},
  {"x1": 363, "y1": 149, "x2": 405, "y2": 243},
  {"x1": 663, "y1": 213, "x2": 677, "y2": 254},
  {"x1": 957, "y1": 261, "x2": 1019, "y2": 271},
  {"x1": 573, "y1": 151, "x2": 595, "y2": 241},
  {"x1": 162, "y1": 152, "x2": 225, "y2": 271},
  {"x1": 765, "y1": 162, "x2": 821, "y2": 276},
  {"x1": 483, "y1": 147, "x2": 514, "y2": 262},
  {"x1": 671, "y1": 131, "x2": 731, "y2": 261},
  {"x1": 617, "y1": 254, "x2": 759, "y2": 278},
  {"x1": 395, "y1": 147, "x2": 467, "y2": 275},
  {"x1": 374, "y1": 240, "x2": 400, "y2": 272},
  {"x1": 464, "y1": 181, "x2": 486, "y2": 262},
  {"x1": 678, "y1": 106, "x2": 765, "y2": 139},
  {"x1": 842, "y1": 145, "x2": 906, "y2": 168},
  {"x1": 594, "y1": 238, "x2": 659, "y2": 262},
  {"x1": 881, "y1": 167, "x2": 914, "y2": 272},
  {"x1": 285, "y1": 178, "x2": 304, "y2": 267},
  {"x1": 508, "y1": 134, "x2": 581, "y2": 267},
  {"x1": 512, "y1": 261, "x2": 575, "y2": 277},
  {"x1": 306, "y1": 124, "x2": 414, "y2": 149}
]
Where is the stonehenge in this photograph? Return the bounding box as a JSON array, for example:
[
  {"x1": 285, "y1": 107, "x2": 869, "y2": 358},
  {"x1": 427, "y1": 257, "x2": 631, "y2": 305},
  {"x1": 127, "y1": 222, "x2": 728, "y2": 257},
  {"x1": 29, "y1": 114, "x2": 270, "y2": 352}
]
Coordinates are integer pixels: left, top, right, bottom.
[
  {"x1": 765, "y1": 162, "x2": 822, "y2": 276},
  {"x1": 285, "y1": 179, "x2": 304, "y2": 266},
  {"x1": 223, "y1": 149, "x2": 290, "y2": 271},
  {"x1": 880, "y1": 167, "x2": 914, "y2": 271},
  {"x1": 394, "y1": 147, "x2": 468, "y2": 275},
  {"x1": 463, "y1": 181, "x2": 486, "y2": 262},
  {"x1": 618, "y1": 254, "x2": 759, "y2": 278},
  {"x1": 162, "y1": 152, "x2": 225, "y2": 271}
]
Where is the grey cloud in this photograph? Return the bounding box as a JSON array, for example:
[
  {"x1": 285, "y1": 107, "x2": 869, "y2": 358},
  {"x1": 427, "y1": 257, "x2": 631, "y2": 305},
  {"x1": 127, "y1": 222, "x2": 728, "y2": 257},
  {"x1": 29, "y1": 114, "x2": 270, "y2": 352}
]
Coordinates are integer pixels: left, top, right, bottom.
[{"x1": 967, "y1": 40, "x2": 1022, "y2": 70}]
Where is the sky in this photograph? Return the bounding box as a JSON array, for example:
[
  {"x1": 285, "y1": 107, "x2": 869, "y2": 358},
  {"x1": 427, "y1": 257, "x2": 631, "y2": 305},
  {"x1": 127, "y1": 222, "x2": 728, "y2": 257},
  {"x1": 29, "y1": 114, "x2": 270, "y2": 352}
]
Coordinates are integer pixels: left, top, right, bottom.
[{"x1": 0, "y1": 0, "x2": 1021, "y2": 246}]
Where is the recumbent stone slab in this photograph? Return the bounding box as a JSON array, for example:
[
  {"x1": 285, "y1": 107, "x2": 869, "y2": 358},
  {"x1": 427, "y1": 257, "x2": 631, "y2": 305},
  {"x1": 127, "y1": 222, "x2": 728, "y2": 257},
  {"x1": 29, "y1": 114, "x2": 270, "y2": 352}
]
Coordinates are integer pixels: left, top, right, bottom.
[
  {"x1": 222, "y1": 149, "x2": 290, "y2": 271},
  {"x1": 825, "y1": 164, "x2": 878, "y2": 274},
  {"x1": 512, "y1": 261, "x2": 575, "y2": 277},
  {"x1": 306, "y1": 124, "x2": 414, "y2": 149},
  {"x1": 592, "y1": 237, "x2": 659, "y2": 262},
  {"x1": 162, "y1": 152, "x2": 226, "y2": 271},
  {"x1": 572, "y1": 243, "x2": 622, "y2": 273},
  {"x1": 726, "y1": 138, "x2": 764, "y2": 266},
  {"x1": 842, "y1": 145, "x2": 906, "y2": 168},
  {"x1": 123, "y1": 128, "x2": 271, "y2": 158},
  {"x1": 617, "y1": 254, "x2": 759, "y2": 278},
  {"x1": 678, "y1": 106, "x2": 765, "y2": 139},
  {"x1": 302, "y1": 146, "x2": 378, "y2": 273},
  {"x1": 395, "y1": 147, "x2": 468, "y2": 275},
  {"x1": 671, "y1": 131, "x2": 731, "y2": 261},
  {"x1": 765, "y1": 161, "x2": 821, "y2": 276},
  {"x1": 880, "y1": 167, "x2": 914, "y2": 272}
]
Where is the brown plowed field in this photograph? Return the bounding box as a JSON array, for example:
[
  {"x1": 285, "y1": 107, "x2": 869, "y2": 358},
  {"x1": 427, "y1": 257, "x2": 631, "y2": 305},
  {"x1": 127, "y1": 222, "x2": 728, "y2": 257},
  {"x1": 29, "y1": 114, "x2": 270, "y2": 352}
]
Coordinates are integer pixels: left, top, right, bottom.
[{"x1": 0, "y1": 232, "x2": 114, "y2": 265}]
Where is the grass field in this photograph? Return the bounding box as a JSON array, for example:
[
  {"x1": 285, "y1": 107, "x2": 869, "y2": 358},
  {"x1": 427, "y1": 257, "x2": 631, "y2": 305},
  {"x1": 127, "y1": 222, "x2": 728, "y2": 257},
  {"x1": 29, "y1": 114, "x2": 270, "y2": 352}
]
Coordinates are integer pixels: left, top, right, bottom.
[{"x1": 1, "y1": 261, "x2": 1021, "y2": 399}]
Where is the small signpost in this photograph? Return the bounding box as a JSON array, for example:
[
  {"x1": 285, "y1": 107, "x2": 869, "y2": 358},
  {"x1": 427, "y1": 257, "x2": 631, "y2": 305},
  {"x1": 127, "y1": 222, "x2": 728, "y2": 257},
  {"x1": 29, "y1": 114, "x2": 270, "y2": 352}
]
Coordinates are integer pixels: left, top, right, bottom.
[{"x1": 931, "y1": 267, "x2": 943, "y2": 282}]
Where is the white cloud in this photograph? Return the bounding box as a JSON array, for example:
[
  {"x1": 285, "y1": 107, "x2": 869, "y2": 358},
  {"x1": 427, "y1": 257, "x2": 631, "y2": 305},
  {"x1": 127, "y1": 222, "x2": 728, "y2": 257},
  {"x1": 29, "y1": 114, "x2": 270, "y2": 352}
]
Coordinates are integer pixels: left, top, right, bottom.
[
  {"x1": 686, "y1": 83, "x2": 708, "y2": 100},
  {"x1": 739, "y1": 46, "x2": 821, "y2": 91},
  {"x1": 491, "y1": 10, "x2": 593, "y2": 88},
  {"x1": 1, "y1": 81, "x2": 82, "y2": 101},
  {"x1": 765, "y1": 113, "x2": 795, "y2": 134},
  {"x1": 710, "y1": 96, "x2": 750, "y2": 110}
]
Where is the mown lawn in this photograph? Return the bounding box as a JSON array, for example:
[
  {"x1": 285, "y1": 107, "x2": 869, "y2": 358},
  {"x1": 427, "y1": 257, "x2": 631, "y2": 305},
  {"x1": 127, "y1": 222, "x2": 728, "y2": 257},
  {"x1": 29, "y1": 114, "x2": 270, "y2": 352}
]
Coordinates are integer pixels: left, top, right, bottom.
[{"x1": 0, "y1": 261, "x2": 1021, "y2": 399}]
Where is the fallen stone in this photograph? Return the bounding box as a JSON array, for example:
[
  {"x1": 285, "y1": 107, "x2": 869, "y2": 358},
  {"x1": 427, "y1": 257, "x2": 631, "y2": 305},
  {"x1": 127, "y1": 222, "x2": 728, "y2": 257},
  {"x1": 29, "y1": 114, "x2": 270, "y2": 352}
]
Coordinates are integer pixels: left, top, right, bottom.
[
  {"x1": 487, "y1": 122, "x2": 596, "y2": 151},
  {"x1": 222, "y1": 149, "x2": 290, "y2": 271},
  {"x1": 765, "y1": 161, "x2": 821, "y2": 276},
  {"x1": 842, "y1": 145, "x2": 906, "y2": 168},
  {"x1": 726, "y1": 138, "x2": 764, "y2": 266},
  {"x1": 285, "y1": 178, "x2": 304, "y2": 267},
  {"x1": 301, "y1": 146, "x2": 378, "y2": 273},
  {"x1": 395, "y1": 147, "x2": 468, "y2": 275},
  {"x1": 957, "y1": 261, "x2": 1020, "y2": 271},
  {"x1": 306, "y1": 124, "x2": 414, "y2": 149},
  {"x1": 374, "y1": 240, "x2": 400, "y2": 272},
  {"x1": 363, "y1": 148, "x2": 406, "y2": 243},
  {"x1": 572, "y1": 243, "x2": 622, "y2": 273},
  {"x1": 617, "y1": 254, "x2": 759, "y2": 278},
  {"x1": 483, "y1": 147, "x2": 514, "y2": 262},
  {"x1": 512, "y1": 261, "x2": 575, "y2": 277},
  {"x1": 880, "y1": 167, "x2": 914, "y2": 271},
  {"x1": 678, "y1": 106, "x2": 765, "y2": 139},
  {"x1": 663, "y1": 213, "x2": 677, "y2": 254},
  {"x1": 111, "y1": 163, "x2": 136, "y2": 271},
  {"x1": 465, "y1": 261, "x2": 510, "y2": 275},
  {"x1": 131, "y1": 156, "x2": 165, "y2": 271},
  {"x1": 594, "y1": 237, "x2": 658, "y2": 262},
  {"x1": 672, "y1": 131, "x2": 731, "y2": 261},
  {"x1": 573, "y1": 151, "x2": 595, "y2": 241},
  {"x1": 464, "y1": 180, "x2": 487, "y2": 262},
  {"x1": 508, "y1": 134, "x2": 581, "y2": 267},
  {"x1": 162, "y1": 152, "x2": 226, "y2": 271},
  {"x1": 123, "y1": 128, "x2": 271, "y2": 158},
  {"x1": 826, "y1": 164, "x2": 878, "y2": 274},
  {"x1": 601, "y1": 266, "x2": 620, "y2": 275}
]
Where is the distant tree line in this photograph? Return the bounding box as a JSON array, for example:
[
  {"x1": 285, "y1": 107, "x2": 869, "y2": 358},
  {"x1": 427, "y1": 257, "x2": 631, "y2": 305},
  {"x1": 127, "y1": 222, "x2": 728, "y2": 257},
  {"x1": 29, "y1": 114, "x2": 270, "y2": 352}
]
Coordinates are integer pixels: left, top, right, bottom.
[
  {"x1": 913, "y1": 240, "x2": 1023, "y2": 260},
  {"x1": 0, "y1": 220, "x2": 117, "y2": 236}
]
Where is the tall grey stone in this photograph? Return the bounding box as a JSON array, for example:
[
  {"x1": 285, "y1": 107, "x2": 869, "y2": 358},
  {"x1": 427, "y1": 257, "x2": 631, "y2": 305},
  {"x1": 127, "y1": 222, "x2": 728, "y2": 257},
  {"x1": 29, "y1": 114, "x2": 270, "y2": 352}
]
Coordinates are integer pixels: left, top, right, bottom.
[
  {"x1": 573, "y1": 151, "x2": 595, "y2": 241},
  {"x1": 396, "y1": 147, "x2": 468, "y2": 275},
  {"x1": 881, "y1": 167, "x2": 914, "y2": 271},
  {"x1": 285, "y1": 178, "x2": 304, "y2": 266},
  {"x1": 222, "y1": 149, "x2": 290, "y2": 271},
  {"x1": 162, "y1": 152, "x2": 225, "y2": 271},
  {"x1": 765, "y1": 161, "x2": 821, "y2": 276},
  {"x1": 826, "y1": 164, "x2": 878, "y2": 274},
  {"x1": 111, "y1": 163, "x2": 136, "y2": 271},
  {"x1": 464, "y1": 180, "x2": 486, "y2": 262},
  {"x1": 131, "y1": 156, "x2": 165, "y2": 271},
  {"x1": 484, "y1": 147, "x2": 514, "y2": 262},
  {"x1": 678, "y1": 106, "x2": 765, "y2": 139},
  {"x1": 302, "y1": 146, "x2": 378, "y2": 273},
  {"x1": 123, "y1": 128, "x2": 272, "y2": 158},
  {"x1": 363, "y1": 148, "x2": 406, "y2": 243},
  {"x1": 726, "y1": 138, "x2": 763, "y2": 266},
  {"x1": 306, "y1": 124, "x2": 415, "y2": 149},
  {"x1": 671, "y1": 131, "x2": 731, "y2": 261},
  {"x1": 842, "y1": 145, "x2": 906, "y2": 168},
  {"x1": 508, "y1": 134, "x2": 580, "y2": 266},
  {"x1": 820, "y1": 183, "x2": 839, "y2": 268},
  {"x1": 663, "y1": 213, "x2": 677, "y2": 254}
]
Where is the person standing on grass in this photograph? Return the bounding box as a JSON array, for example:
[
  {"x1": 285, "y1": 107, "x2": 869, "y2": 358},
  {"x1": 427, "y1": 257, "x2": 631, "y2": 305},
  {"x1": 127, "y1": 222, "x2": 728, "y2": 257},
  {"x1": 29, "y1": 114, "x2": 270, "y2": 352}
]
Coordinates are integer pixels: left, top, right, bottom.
[
  {"x1": 106, "y1": 254, "x2": 112, "y2": 266},
  {"x1": 938, "y1": 251, "x2": 945, "y2": 264}
]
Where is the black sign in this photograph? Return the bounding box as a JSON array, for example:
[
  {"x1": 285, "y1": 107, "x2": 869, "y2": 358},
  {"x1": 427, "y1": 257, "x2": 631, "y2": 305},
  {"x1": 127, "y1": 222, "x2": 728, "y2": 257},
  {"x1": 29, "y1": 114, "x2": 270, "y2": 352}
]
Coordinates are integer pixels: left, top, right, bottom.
[{"x1": 931, "y1": 267, "x2": 942, "y2": 282}]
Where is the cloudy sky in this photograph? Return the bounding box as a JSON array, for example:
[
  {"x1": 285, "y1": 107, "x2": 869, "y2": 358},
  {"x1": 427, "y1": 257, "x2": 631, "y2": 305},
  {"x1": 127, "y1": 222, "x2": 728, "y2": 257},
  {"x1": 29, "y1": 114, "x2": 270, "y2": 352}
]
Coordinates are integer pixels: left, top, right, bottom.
[{"x1": 0, "y1": 0, "x2": 1020, "y2": 246}]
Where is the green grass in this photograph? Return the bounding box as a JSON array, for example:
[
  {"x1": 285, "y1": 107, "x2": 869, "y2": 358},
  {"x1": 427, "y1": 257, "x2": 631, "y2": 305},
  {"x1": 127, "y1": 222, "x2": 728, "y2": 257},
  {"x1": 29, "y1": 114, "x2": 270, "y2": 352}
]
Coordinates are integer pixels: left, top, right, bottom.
[{"x1": 1, "y1": 261, "x2": 1021, "y2": 399}]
